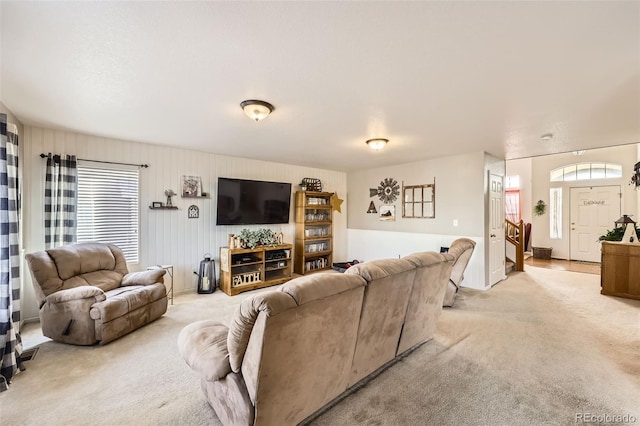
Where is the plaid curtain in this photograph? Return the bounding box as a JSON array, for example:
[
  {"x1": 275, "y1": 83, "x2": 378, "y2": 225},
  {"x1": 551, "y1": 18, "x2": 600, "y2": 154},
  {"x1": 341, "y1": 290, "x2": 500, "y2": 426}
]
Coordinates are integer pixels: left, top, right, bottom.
[
  {"x1": 44, "y1": 154, "x2": 77, "y2": 248},
  {"x1": 0, "y1": 113, "x2": 22, "y2": 391}
]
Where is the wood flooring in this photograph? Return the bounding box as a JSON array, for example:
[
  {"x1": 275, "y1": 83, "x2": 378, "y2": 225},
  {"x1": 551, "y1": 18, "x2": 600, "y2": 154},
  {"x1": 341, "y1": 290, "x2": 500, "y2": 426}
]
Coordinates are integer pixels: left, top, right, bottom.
[{"x1": 524, "y1": 257, "x2": 601, "y2": 275}]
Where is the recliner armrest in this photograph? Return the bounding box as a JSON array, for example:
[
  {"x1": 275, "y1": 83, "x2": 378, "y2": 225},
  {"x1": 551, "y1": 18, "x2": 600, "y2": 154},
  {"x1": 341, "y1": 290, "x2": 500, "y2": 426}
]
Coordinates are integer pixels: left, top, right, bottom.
[
  {"x1": 178, "y1": 320, "x2": 232, "y2": 381},
  {"x1": 122, "y1": 269, "x2": 166, "y2": 286},
  {"x1": 45, "y1": 286, "x2": 106, "y2": 304}
]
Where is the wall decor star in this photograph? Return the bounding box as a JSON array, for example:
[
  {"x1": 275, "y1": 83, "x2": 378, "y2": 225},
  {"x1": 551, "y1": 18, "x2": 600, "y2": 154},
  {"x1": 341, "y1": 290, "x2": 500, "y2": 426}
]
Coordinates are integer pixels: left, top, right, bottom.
[{"x1": 332, "y1": 193, "x2": 344, "y2": 213}]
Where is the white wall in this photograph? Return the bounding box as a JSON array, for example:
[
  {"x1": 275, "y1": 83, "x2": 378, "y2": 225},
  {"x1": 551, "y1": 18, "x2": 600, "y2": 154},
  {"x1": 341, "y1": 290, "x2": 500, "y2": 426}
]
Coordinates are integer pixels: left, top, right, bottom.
[
  {"x1": 346, "y1": 151, "x2": 489, "y2": 289},
  {"x1": 505, "y1": 157, "x2": 533, "y2": 224},
  {"x1": 22, "y1": 126, "x2": 347, "y2": 321},
  {"x1": 530, "y1": 144, "x2": 638, "y2": 259}
]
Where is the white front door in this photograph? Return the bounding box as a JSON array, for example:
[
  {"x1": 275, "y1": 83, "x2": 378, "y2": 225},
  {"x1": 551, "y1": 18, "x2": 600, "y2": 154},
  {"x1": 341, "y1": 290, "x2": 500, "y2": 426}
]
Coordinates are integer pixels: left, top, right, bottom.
[
  {"x1": 489, "y1": 174, "x2": 505, "y2": 285},
  {"x1": 570, "y1": 185, "x2": 621, "y2": 262}
]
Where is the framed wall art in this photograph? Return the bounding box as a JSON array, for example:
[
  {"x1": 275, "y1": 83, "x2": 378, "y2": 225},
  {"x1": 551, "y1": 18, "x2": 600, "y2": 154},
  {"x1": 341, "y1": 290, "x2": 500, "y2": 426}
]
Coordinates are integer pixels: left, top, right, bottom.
[
  {"x1": 379, "y1": 205, "x2": 395, "y2": 222},
  {"x1": 181, "y1": 175, "x2": 202, "y2": 197}
]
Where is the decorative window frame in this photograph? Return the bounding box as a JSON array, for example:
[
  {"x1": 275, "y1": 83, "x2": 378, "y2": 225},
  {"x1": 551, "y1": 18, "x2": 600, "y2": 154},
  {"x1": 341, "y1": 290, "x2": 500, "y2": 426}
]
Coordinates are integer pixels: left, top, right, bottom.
[{"x1": 402, "y1": 179, "x2": 435, "y2": 219}]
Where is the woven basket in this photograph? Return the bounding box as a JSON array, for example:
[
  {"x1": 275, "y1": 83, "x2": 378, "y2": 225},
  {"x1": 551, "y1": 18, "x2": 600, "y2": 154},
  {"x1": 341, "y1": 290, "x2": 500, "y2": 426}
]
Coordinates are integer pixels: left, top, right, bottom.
[
  {"x1": 302, "y1": 178, "x2": 322, "y2": 192},
  {"x1": 532, "y1": 247, "x2": 552, "y2": 259}
]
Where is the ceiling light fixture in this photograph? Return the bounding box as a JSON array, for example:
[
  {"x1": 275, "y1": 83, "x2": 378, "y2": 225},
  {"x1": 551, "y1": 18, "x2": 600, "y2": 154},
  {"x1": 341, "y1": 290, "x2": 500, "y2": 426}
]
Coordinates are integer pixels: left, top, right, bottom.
[
  {"x1": 366, "y1": 138, "x2": 389, "y2": 150},
  {"x1": 240, "y1": 100, "x2": 274, "y2": 122},
  {"x1": 541, "y1": 133, "x2": 554, "y2": 141}
]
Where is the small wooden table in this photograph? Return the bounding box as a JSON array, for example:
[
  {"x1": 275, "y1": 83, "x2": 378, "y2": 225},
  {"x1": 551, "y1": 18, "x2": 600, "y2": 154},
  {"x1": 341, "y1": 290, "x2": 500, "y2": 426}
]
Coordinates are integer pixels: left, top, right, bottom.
[{"x1": 600, "y1": 242, "x2": 640, "y2": 300}]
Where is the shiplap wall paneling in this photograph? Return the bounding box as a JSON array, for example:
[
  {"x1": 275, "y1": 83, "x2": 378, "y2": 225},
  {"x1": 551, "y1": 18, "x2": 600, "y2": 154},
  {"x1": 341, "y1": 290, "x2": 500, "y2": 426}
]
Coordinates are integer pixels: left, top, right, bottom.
[{"x1": 22, "y1": 126, "x2": 347, "y2": 321}]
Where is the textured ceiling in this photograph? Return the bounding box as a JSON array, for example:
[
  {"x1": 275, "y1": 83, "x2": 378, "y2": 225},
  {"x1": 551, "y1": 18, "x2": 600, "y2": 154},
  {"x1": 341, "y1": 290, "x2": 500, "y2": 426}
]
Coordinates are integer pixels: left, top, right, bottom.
[{"x1": 1, "y1": 1, "x2": 639, "y2": 172}]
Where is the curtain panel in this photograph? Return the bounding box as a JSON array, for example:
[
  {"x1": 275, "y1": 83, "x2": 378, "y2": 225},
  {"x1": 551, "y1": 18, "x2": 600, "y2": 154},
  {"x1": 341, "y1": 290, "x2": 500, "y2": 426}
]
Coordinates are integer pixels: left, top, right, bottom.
[
  {"x1": 0, "y1": 113, "x2": 22, "y2": 391},
  {"x1": 44, "y1": 154, "x2": 77, "y2": 248}
]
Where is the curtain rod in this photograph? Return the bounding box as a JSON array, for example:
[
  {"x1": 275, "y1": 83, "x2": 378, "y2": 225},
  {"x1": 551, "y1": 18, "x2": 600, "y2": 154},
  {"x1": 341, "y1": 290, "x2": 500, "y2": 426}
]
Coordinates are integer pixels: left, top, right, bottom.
[{"x1": 39, "y1": 153, "x2": 149, "y2": 168}]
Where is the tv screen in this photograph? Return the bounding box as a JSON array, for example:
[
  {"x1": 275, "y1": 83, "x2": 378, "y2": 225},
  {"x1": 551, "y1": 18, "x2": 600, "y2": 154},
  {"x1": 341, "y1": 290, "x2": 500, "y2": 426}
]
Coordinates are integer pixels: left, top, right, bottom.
[{"x1": 216, "y1": 177, "x2": 292, "y2": 225}]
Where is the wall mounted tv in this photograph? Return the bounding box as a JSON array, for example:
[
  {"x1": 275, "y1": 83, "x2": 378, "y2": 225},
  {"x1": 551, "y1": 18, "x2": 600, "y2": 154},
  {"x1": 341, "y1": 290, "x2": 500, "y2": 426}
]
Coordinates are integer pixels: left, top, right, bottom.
[{"x1": 216, "y1": 177, "x2": 292, "y2": 225}]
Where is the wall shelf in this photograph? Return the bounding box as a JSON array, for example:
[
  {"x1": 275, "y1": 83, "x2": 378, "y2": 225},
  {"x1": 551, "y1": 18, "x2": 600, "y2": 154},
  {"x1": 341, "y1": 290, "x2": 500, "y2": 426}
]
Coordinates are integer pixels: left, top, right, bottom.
[{"x1": 149, "y1": 206, "x2": 179, "y2": 210}]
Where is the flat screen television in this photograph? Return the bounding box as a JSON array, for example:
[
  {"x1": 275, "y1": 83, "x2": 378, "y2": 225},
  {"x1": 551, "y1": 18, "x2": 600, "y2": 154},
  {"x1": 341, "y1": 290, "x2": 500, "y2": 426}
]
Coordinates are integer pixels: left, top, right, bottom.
[{"x1": 216, "y1": 177, "x2": 292, "y2": 225}]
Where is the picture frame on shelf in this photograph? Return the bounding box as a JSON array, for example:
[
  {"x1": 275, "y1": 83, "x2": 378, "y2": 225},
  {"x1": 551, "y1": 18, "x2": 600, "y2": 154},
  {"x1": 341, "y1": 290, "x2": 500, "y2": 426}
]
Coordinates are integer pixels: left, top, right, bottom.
[
  {"x1": 152, "y1": 201, "x2": 163, "y2": 208},
  {"x1": 181, "y1": 175, "x2": 202, "y2": 197}
]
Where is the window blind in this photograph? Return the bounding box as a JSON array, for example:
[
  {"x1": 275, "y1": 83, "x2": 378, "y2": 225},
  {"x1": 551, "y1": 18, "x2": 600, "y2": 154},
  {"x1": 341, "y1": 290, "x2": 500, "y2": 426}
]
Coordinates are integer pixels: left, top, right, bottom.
[{"x1": 77, "y1": 166, "x2": 140, "y2": 262}]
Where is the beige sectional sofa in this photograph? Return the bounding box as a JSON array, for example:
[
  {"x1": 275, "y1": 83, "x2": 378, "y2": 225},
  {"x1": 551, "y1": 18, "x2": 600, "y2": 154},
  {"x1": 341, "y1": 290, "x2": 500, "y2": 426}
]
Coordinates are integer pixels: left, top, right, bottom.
[
  {"x1": 178, "y1": 251, "x2": 453, "y2": 425},
  {"x1": 26, "y1": 242, "x2": 168, "y2": 345}
]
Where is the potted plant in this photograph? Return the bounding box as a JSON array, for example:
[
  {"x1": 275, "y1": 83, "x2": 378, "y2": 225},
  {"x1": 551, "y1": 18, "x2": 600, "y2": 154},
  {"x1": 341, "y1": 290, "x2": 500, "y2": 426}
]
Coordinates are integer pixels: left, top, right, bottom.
[
  {"x1": 239, "y1": 229, "x2": 278, "y2": 249},
  {"x1": 299, "y1": 180, "x2": 308, "y2": 191},
  {"x1": 534, "y1": 200, "x2": 547, "y2": 216}
]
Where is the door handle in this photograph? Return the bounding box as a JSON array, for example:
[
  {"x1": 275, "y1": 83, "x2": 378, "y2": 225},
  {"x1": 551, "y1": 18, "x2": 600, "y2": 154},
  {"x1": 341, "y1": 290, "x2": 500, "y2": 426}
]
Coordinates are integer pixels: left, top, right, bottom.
[
  {"x1": 490, "y1": 234, "x2": 496, "y2": 238},
  {"x1": 571, "y1": 228, "x2": 575, "y2": 230}
]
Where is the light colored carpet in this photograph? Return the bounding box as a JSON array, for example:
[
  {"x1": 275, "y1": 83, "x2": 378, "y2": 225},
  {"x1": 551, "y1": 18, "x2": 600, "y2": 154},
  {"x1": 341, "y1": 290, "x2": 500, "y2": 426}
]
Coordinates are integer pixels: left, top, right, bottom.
[{"x1": 1, "y1": 266, "x2": 638, "y2": 425}]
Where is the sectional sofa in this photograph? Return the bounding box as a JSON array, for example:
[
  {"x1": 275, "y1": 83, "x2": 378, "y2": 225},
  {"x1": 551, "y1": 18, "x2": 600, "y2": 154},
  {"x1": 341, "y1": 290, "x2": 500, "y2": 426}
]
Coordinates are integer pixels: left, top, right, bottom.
[{"x1": 178, "y1": 250, "x2": 453, "y2": 425}]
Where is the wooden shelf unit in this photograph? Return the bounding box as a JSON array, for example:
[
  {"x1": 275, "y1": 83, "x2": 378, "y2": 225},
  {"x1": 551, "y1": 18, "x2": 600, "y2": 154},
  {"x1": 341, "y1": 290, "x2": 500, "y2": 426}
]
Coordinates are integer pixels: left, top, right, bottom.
[
  {"x1": 295, "y1": 191, "x2": 334, "y2": 275},
  {"x1": 219, "y1": 244, "x2": 293, "y2": 296}
]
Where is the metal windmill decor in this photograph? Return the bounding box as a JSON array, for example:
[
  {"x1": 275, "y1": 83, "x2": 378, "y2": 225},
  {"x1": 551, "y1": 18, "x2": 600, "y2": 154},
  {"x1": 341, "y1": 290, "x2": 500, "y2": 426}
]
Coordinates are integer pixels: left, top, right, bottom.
[{"x1": 370, "y1": 177, "x2": 400, "y2": 204}]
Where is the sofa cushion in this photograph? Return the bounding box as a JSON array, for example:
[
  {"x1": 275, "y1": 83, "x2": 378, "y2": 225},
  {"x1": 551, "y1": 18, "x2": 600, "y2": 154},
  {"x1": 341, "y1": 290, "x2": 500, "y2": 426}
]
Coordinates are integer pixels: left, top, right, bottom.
[
  {"x1": 227, "y1": 291, "x2": 297, "y2": 373},
  {"x1": 279, "y1": 272, "x2": 366, "y2": 306},
  {"x1": 178, "y1": 320, "x2": 232, "y2": 381},
  {"x1": 89, "y1": 283, "x2": 166, "y2": 321},
  {"x1": 404, "y1": 251, "x2": 454, "y2": 268},
  {"x1": 62, "y1": 270, "x2": 124, "y2": 292},
  {"x1": 122, "y1": 269, "x2": 166, "y2": 286},
  {"x1": 48, "y1": 243, "x2": 119, "y2": 280},
  {"x1": 345, "y1": 257, "x2": 416, "y2": 282}
]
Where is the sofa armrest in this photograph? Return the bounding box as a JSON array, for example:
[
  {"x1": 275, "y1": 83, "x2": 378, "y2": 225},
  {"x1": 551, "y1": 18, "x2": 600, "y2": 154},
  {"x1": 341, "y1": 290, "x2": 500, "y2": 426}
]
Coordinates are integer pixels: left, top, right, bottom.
[
  {"x1": 122, "y1": 269, "x2": 166, "y2": 286},
  {"x1": 178, "y1": 320, "x2": 232, "y2": 382},
  {"x1": 45, "y1": 286, "x2": 106, "y2": 305}
]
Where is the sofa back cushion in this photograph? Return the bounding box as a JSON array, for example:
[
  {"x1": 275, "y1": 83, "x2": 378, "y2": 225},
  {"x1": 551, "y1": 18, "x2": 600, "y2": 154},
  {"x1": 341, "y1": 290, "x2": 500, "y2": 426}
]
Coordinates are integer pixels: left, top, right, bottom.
[
  {"x1": 229, "y1": 272, "x2": 366, "y2": 426},
  {"x1": 27, "y1": 243, "x2": 129, "y2": 298},
  {"x1": 399, "y1": 251, "x2": 453, "y2": 353},
  {"x1": 448, "y1": 238, "x2": 476, "y2": 286},
  {"x1": 345, "y1": 258, "x2": 417, "y2": 385}
]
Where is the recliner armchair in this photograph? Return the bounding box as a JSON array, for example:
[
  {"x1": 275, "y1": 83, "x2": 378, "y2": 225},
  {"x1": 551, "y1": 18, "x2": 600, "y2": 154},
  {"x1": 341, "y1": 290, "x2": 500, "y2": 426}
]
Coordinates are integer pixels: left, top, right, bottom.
[
  {"x1": 443, "y1": 238, "x2": 476, "y2": 307},
  {"x1": 26, "y1": 242, "x2": 168, "y2": 345}
]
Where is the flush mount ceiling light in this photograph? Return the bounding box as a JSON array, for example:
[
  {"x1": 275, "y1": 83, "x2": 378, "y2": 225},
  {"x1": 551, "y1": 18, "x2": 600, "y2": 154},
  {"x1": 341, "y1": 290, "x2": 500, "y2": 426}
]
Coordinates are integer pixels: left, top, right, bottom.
[
  {"x1": 366, "y1": 138, "x2": 389, "y2": 150},
  {"x1": 540, "y1": 133, "x2": 554, "y2": 141},
  {"x1": 240, "y1": 100, "x2": 274, "y2": 122}
]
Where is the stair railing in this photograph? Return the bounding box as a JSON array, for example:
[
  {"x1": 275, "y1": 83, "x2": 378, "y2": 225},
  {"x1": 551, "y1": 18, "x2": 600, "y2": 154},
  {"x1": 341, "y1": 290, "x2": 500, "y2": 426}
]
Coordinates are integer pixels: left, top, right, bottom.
[{"x1": 505, "y1": 219, "x2": 525, "y2": 272}]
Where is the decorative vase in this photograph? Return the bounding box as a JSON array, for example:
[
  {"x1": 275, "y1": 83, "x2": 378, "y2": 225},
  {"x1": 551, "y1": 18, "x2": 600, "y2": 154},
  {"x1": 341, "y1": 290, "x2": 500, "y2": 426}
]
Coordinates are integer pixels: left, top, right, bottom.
[{"x1": 228, "y1": 234, "x2": 235, "y2": 249}]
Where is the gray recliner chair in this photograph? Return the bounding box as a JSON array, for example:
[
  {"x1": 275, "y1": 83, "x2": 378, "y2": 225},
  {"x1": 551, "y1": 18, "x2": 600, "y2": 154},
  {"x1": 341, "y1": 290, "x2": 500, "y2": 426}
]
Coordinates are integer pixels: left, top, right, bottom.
[
  {"x1": 443, "y1": 238, "x2": 476, "y2": 307},
  {"x1": 26, "y1": 242, "x2": 167, "y2": 345}
]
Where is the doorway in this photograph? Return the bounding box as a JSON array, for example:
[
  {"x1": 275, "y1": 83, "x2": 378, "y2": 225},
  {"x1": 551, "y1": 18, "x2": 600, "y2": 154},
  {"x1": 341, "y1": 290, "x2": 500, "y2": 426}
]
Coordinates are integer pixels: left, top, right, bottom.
[{"x1": 569, "y1": 185, "x2": 621, "y2": 262}]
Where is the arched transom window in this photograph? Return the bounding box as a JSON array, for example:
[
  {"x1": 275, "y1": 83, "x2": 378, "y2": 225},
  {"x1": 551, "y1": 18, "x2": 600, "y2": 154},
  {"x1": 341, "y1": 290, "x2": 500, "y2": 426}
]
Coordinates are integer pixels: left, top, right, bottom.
[{"x1": 550, "y1": 163, "x2": 622, "y2": 182}]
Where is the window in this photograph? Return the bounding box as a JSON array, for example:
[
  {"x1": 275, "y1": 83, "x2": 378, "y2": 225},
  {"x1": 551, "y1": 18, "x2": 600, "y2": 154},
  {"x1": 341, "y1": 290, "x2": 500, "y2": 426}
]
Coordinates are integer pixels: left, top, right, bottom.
[
  {"x1": 77, "y1": 166, "x2": 140, "y2": 262},
  {"x1": 550, "y1": 162, "x2": 622, "y2": 182},
  {"x1": 549, "y1": 188, "x2": 562, "y2": 239},
  {"x1": 505, "y1": 190, "x2": 521, "y2": 222}
]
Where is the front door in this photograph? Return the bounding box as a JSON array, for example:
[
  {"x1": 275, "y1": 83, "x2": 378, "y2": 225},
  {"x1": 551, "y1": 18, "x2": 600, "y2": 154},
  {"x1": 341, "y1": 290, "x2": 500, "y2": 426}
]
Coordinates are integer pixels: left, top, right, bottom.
[
  {"x1": 570, "y1": 185, "x2": 621, "y2": 262},
  {"x1": 489, "y1": 173, "x2": 505, "y2": 285}
]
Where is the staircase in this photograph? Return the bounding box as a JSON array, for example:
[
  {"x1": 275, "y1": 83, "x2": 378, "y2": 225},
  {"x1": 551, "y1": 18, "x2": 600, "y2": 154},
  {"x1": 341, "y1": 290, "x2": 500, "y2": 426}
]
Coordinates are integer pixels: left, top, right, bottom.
[
  {"x1": 505, "y1": 259, "x2": 515, "y2": 274},
  {"x1": 505, "y1": 219, "x2": 525, "y2": 273}
]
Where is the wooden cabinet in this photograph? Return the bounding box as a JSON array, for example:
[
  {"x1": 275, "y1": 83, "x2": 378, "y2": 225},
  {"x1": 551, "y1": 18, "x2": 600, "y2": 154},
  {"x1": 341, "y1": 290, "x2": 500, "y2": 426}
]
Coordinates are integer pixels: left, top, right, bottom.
[
  {"x1": 295, "y1": 191, "x2": 334, "y2": 274},
  {"x1": 601, "y1": 241, "x2": 640, "y2": 300},
  {"x1": 219, "y1": 244, "x2": 293, "y2": 296}
]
